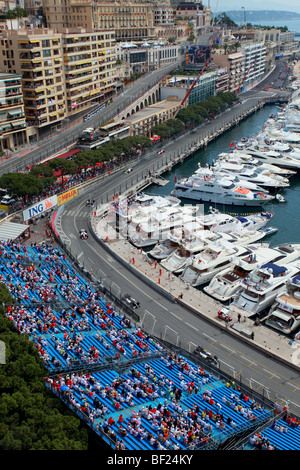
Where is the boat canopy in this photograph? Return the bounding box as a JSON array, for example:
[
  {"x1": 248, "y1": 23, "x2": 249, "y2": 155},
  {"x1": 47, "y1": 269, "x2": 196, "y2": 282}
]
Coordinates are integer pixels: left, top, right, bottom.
[{"x1": 261, "y1": 262, "x2": 288, "y2": 276}]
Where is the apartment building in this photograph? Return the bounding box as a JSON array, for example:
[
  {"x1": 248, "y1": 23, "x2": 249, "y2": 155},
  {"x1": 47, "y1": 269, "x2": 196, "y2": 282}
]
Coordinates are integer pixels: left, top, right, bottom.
[
  {"x1": 0, "y1": 29, "x2": 66, "y2": 143},
  {"x1": 212, "y1": 51, "x2": 245, "y2": 93},
  {"x1": 215, "y1": 67, "x2": 229, "y2": 93},
  {"x1": 61, "y1": 28, "x2": 118, "y2": 116},
  {"x1": 241, "y1": 42, "x2": 266, "y2": 91},
  {"x1": 0, "y1": 73, "x2": 27, "y2": 152},
  {"x1": 117, "y1": 42, "x2": 181, "y2": 75},
  {"x1": 43, "y1": 0, "x2": 156, "y2": 40},
  {"x1": 0, "y1": 28, "x2": 119, "y2": 143}
]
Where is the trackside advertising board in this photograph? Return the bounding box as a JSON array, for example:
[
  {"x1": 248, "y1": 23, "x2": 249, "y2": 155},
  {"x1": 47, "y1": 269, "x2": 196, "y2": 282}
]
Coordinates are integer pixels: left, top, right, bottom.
[
  {"x1": 57, "y1": 188, "x2": 78, "y2": 207},
  {"x1": 23, "y1": 195, "x2": 58, "y2": 222}
]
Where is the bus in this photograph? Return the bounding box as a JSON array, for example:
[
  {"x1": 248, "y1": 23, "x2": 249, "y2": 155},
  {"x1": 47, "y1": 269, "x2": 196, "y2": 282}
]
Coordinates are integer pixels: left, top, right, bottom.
[{"x1": 76, "y1": 122, "x2": 130, "y2": 150}]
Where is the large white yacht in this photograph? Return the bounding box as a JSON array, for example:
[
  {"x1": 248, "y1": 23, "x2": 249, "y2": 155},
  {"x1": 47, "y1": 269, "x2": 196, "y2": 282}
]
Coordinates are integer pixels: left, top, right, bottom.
[
  {"x1": 179, "y1": 240, "x2": 251, "y2": 287},
  {"x1": 148, "y1": 220, "x2": 203, "y2": 260},
  {"x1": 198, "y1": 207, "x2": 274, "y2": 233},
  {"x1": 229, "y1": 244, "x2": 300, "y2": 317},
  {"x1": 172, "y1": 173, "x2": 274, "y2": 206},
  {"x1": 160, "y1": 230, "x2": 229, "y2": 273},
  {"x1": 194, "y1": 165, "x2": 269, "y2": 193},
  {"x1": 204, "y1": 244, "x2": 295, "y2": 303},
  {"x1": 224, "y1": 151, "x2": 296, "y2": 177},
  {"x1": 107, "y1": 193, "x2": 181, "y2": 231}
]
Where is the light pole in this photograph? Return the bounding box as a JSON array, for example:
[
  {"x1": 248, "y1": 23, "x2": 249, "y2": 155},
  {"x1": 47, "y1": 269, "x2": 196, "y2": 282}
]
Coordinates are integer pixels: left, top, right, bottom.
[{"x1": 241, "y1": 7, "x2": 246, "y2": 28}]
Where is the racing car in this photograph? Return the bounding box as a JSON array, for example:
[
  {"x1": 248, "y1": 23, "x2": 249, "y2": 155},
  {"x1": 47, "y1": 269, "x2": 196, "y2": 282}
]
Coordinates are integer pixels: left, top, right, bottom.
[
  {"x1": 86, "y1": 199, "x2": 95, "y2": 207},
  {"x1": 79, "y1": 229, "x2": 88, "y2": 240},
  {"x1": 123, "y1": 294, "x2": 140, "y2": 309},
  {"x1": 193, "y1": 346, "x2": 218, "y2": 365}
]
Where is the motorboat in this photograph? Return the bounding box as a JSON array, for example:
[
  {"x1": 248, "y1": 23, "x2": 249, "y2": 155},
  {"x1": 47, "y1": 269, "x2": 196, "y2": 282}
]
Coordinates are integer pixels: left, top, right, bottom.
[
  {"x1": 242, "y1": 145, "x2": 300, "y2": 171},
  {"x1": 204, "y1": 244, "x2": 293, "y2": 302},
  {"x1": 229, "y1": 244, "x2": 300, "y2": 317},
  {"x1": 199, "y1": 207, "x2": 274, "y2": 233},
  {"x1": 172, "y1": 173, "x2": 274, "y2": 207},
  {"x1": 226, "y1": 151, "x2": 296, "y2": 177},
  {"x1": 179, "y1": 240, "x2": 251, "y2": 287},
  {"x1": 195, "y1": 165, "x2": 270, "y2": 194},
  {"x1": 106, "y1": 193, "x2": 180, "y2": 229},
  {"x1": 265, "y1": 273, "x2": 300, "y2": 334}
]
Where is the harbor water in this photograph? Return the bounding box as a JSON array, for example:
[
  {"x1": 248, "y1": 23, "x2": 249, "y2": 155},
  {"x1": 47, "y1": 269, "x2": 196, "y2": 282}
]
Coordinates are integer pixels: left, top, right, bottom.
[{"x1": 144, "y1": 104, "x2": 300, "y2": 247}]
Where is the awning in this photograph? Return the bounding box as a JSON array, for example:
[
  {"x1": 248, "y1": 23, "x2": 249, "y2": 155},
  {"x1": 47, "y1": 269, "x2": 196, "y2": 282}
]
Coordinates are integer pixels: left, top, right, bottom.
[
  {"x1": 0, "y1": 221, "x2": 30, "y2": 241},
  {"x1": 8, "y1": 109, "x2": 22, "y2": 115}
]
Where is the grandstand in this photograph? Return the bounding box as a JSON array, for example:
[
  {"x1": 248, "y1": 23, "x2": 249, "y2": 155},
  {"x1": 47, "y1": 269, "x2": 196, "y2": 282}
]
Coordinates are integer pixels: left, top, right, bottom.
[{"x1": 2, "y1": 239, "x2": 300, "y2": 451}]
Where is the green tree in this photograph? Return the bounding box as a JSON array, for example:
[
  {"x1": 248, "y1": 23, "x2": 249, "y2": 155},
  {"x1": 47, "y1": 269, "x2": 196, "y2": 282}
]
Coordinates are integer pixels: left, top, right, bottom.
[{"x1": 0, "y1": 173, "x2": 44, "y2": 203}]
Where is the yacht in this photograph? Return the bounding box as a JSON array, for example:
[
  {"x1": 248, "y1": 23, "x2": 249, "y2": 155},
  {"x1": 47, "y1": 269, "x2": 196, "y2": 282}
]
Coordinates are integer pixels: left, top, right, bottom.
[
  {"x1": 211, "y1": 161, "x2": 290, "y2": 192},
  {"x1": 225, "y1": 151, "x2": 296, "y2": 177},
  {"x1": 179, "y1": 240, "x2": 251, "y2": 287},
  {"x1": 107, "y1": 193, "x2": 180, "y2": 231},
  {"x1": 195, "y1": 165, "x2": 270, "y2": 194},
  {"x1": 199, "y1": 208, "x2": 274, "y2": 233},
  {"x1": 148, "y1": 220, "x2": 203, "y2": 260},
  {"x1": 240, "y1": 145, "x2": 300, "y2": 171},
  {"x1": 128, "y1": 205, "x2": 196, "y2": 248},
  {"x1": 229, "y1": 244, "x2": 300, "y2": 317},
  {"x1": 160, "y1": 230, "x2": 229, "y2": 273},
  {"x1": 204, "y1": 244, "x2": 293, "y2": 302},
  {"x1": 265, "y1": 273, "x2": 300, "y2": 335},
  {"x1": 172, "y1": 174, "x2": 274, "y2": 206}
]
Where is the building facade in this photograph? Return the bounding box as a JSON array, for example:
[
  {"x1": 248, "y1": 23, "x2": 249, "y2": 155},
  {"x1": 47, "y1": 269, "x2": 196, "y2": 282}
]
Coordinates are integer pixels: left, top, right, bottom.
[
  {"x1": 160, "y1": 70, "x2": 216, "y2": 105},
  {"x1": 43, "y1": 0, "x2": 156, "y2": 40},
  {"x1": 212, "y1": 51, "x2": 245, "y2": 93},
  {"x1": 0, "y1": 73, "x2": 27, "y2": 152},
  {"x1": 123, "y1": 98, "x2": 182, "y2": 136},
  {"x1": 241, "y1": 42, "x2": 266, "y2": 91}
]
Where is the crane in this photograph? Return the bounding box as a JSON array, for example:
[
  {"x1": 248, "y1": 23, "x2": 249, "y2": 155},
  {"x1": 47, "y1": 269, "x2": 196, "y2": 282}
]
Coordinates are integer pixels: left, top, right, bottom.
[{"x1": 173, "y1": 60, "x2": 209, "y2": 119}]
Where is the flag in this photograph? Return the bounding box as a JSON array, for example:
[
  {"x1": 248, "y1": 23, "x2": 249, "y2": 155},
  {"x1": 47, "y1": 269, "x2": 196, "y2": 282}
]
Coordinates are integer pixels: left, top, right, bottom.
[{"x1": 229, "y1": 142, "x2": 235, "y2": 148}]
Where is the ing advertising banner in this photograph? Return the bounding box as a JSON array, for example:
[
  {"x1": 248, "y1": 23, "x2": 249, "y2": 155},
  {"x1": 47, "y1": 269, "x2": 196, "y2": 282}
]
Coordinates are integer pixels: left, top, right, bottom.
[
  {"x1": 23, "y1": 195, "x2": 58, "y2": 222},
  {"x1": 57, "y1": 188, "x2": 78, "y2": 207}
]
